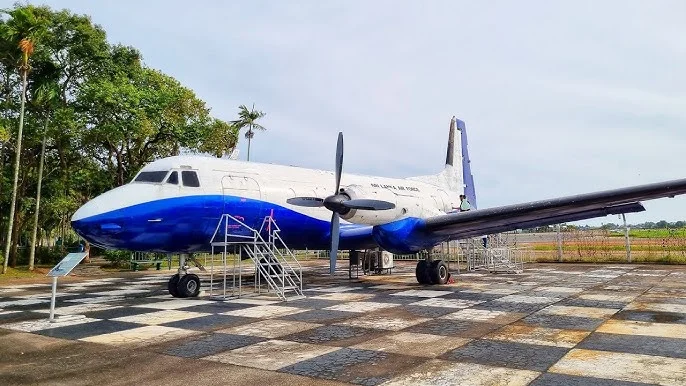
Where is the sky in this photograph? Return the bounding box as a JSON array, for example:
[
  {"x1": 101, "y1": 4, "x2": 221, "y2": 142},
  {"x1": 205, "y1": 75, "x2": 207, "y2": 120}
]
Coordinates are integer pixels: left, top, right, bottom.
[{"x1": 11, "y1": 1, "x2": 686, "y2": 225}]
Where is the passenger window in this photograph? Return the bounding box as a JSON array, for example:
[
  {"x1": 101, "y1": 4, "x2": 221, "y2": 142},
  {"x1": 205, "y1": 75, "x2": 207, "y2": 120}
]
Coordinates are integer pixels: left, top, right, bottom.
[
  {"x1": 166, "y1": 171, "x2": 178, "y2": 185},
  {"x1": 182, "y1": 171, "x2": 200, "y2": 187}
]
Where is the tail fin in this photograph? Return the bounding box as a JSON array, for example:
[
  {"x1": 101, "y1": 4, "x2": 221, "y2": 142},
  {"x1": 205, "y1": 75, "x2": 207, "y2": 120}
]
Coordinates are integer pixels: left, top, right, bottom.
[
  {"x1": 445, "y1": 116, "x2": 457, "y2": 166},
  {"x1": 409, "y1": 117, "x2": 477, "y2": 209},
  {"x1": 456, "y1": 117, "x2": 478, "y2": 209}
]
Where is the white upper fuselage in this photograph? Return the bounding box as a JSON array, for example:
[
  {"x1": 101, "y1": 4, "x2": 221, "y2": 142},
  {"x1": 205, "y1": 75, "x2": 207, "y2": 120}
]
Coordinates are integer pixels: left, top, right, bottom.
[
  {"x1": 70, "y1": 155, "x2": 463, "y2": 253},
  {"x1": 73, "y1": 155, "x2": 461, "y2": 224}
]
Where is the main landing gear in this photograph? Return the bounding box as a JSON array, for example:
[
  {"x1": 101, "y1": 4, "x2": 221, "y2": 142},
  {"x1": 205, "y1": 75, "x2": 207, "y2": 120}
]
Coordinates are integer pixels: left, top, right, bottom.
[
  {"x1": 415, "y1": 258, "x2": 450, "y2": 285},
  {"x1": 167, "y1": 253, "x2": 201, "y2": 298}
]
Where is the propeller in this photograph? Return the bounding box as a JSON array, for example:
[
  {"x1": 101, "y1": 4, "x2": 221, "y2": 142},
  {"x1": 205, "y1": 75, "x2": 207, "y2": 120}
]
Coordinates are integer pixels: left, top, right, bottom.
[{"x1": 287, "y1": 132, "x2": 395, "y2": 275}]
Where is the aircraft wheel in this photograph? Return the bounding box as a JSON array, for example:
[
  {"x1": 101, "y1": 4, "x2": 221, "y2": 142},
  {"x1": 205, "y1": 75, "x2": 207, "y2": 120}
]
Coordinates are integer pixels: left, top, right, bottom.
[
  {"x1": 415, "y1": 260, "x2": 432, "y2": 284},
  {"x1": 177, "y1": 274, "x2": 201, "y2": 298},
  {"x1": 429, "y1": 260, "x2": 450, "y2": 285},
  {"x1": 168, "y1": 274, "x2": 181, "y2": 297}
]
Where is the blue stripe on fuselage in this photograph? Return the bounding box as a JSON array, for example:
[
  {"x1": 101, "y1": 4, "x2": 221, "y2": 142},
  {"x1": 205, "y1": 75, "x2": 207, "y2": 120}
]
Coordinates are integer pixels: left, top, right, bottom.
[{"x1": 71, "y1": 195, "x2": 378, "y2": 253}]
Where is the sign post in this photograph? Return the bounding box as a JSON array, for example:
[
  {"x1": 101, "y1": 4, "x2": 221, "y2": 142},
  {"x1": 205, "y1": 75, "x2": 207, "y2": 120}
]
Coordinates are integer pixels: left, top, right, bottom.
[
  {"x1": 47, "y1": 252, "x2": 88, "y2": 322},
  {"x1": 49, "y1": 276, "x2": 58, "y2": 321}
]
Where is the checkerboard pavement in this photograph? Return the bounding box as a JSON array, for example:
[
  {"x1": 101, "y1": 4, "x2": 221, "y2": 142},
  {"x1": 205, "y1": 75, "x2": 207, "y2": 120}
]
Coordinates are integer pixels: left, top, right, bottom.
[{"x1": 1, "y1": 262, "x2": 686, "y2": 385}]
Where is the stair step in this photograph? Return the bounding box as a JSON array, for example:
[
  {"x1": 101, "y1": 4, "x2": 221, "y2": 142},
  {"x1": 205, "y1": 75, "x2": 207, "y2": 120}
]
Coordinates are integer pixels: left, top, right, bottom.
[{"x1": 268, "y1": 274, "x2": 296, "y2": 279}]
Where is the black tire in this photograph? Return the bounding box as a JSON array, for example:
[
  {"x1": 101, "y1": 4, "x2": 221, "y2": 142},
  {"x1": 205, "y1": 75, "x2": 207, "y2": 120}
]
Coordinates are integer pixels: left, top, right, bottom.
[
  {"x1": 429, "y1": 260, "x2": 450, "y2": 285},
  {"x1": 177, "y1": 274, "x2": 201, "y2": 298},
  {"x1": 415, "y1": 260, "x2": 431, "y2": 284},
  {"x1": 168, "y1": 274, "x2": 180, "y2": 297}
]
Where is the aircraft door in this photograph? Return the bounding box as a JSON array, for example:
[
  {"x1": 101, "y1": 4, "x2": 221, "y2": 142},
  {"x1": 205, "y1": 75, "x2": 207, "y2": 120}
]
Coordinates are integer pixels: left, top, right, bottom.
[{"x1": 221, "y1": 175, "x2": 263, "y2": 230}]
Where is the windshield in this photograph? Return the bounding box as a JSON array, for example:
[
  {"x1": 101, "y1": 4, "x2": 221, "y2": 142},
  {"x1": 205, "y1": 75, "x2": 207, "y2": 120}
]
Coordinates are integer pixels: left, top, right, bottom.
[
  {"x1": 134, "y1": 171, "x2": 168, "y2": 183},
  {"x1": 182, "y1": 171, "x2": 200, "y2": 187}
]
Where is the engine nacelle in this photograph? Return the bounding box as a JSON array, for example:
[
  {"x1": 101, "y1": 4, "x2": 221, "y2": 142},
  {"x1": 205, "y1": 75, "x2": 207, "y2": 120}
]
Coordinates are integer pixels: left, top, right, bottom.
[{"x1": 339, "y1": 185, "x2": 424, "y2": 226}]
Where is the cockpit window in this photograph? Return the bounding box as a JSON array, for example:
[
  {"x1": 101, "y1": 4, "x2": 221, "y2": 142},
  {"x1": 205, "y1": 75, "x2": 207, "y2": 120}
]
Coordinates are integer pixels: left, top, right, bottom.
[
  {"x1": 182, "y1": 171, "x2": 200, "y2": 187},
  {"x1": 134, "y1": 171, "x2": 168, "y2": 183},
  {"x1": 166, "y1": 171, "x2": 178, "y2": 185}
]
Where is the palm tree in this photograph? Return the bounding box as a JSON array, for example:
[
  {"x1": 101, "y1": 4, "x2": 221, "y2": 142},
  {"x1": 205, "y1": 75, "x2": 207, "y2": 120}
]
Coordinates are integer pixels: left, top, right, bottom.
[
  {"x1": 231, "y1": 104, "x2": 265, "y2": 162},
  {"x1": 1, "y1": 6, "x2": 45, "y2": 274}
]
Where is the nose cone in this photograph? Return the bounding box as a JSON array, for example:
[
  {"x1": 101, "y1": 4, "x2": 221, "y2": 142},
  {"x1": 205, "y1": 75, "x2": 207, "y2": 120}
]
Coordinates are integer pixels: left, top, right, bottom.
[
  {"x1": 71, "y1": 201, "x2": 95, "y2": 223},
  {"x1": 71, "y1": 198, "x2": 124, "y2": 248},
  {"x1": 70, "y1": 185, "x2": 145, "y2": 248}
]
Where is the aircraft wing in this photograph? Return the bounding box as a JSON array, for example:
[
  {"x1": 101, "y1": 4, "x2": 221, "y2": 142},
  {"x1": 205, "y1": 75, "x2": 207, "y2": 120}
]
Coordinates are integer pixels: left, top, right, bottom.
[{"x1": 424, "y1": 178, "x2": 686, "y2": 239}]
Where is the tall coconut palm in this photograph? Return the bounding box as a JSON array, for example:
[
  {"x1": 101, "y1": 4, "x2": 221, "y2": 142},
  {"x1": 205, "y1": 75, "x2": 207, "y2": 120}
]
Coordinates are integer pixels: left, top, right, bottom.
[
  {"x1": 231, "y1": 103, "x2": 265, "y2": 162},
  {"x1": 1, "y1": 6, "x2": 45, "y2": 274}
]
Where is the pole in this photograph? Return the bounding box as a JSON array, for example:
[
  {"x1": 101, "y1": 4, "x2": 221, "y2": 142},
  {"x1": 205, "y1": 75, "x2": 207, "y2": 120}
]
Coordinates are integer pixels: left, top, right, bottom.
[
  {"x1": 49, "y1": 276, "x2": 57, "y2": 322},
  {"x1": 556, "y1": 224, "x2": 563, "y2": 261},
  {"x1": 622, "y1": 213, "x2": 631, "y2": 262}
]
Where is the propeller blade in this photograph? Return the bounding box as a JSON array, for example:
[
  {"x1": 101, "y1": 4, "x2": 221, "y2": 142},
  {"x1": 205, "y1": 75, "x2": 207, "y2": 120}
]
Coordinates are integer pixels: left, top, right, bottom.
[
  {"x1": 342, "y1": 199, "x2": 396, "y2": 210},
  {"x1": 335, "y1": 132, "x2": 343, "y2": 193},
  {"x1": 330, "y1": 212, "x2": 340, "y2": 275},
  {"x1": 286, "y1": 197, "x2": 324, "y2": 207}
]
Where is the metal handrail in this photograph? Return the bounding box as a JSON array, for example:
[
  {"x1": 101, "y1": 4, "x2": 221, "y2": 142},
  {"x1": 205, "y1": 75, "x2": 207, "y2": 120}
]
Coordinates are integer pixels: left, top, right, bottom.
[
  {"x1": 257, "y1": 217, "x2": 302, "y2": 282},
  {"x1": 209, "y1": 214, "x2": 303, "y2": 300}
]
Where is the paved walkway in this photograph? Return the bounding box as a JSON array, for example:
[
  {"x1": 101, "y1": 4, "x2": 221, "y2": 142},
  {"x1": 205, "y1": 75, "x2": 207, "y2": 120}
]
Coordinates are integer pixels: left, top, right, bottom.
[{"x1": 1, "y1": 262, "x2": 685, "y2": 385}]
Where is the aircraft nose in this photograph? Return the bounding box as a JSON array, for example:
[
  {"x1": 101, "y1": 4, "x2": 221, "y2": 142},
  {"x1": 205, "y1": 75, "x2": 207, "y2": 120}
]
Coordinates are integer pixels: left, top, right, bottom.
[
  {"x1": 71, "y1": 201, "x2": 93, "y2": 222},
  {"x1": 71, "y1": 201, "x2": 122, "y2": 243},
  {"x1": 71, "y1": 184, "x2": 135, "y2": 222},
  {"x1": 70, "y1": 185, "x2": 135, "y2": 245}
]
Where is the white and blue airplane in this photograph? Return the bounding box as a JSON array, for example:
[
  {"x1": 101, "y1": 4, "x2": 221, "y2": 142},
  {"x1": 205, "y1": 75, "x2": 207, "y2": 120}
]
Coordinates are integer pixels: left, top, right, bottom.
[{"x1": 71, "y1": 117, "x2": 686, "y2": 297}]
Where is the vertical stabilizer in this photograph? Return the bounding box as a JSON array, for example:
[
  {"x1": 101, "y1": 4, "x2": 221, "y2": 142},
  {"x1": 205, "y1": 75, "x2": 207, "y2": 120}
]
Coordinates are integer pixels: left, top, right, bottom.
[
  {"x1": 408, "y1": 117, "x2": 477, "y2": 207},
  {"x1": 457, "y1": 118, "x2": 478, "y2": 209},
  {"x1": 446, "y1": 117, "x2": 456, "y2": 166}
]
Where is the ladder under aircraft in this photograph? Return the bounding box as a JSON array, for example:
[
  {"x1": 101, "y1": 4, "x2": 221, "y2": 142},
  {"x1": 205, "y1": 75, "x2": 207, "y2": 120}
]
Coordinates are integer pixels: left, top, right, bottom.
[{"x1": 209, "y1": 214, "x2": 303, "y2": 301}]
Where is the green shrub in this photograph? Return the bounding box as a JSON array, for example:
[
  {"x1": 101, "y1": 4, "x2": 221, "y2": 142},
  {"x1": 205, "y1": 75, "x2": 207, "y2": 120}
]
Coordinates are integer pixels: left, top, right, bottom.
[
  {"x1": 13, "y1": 246, "x2": 66, "y2": 266},
  {"x1": 103, "y1": 250, "x2": 131, "y2": 267},
  {"x1": 35, "y1": 247, "x2": 68, "y2": 265}
]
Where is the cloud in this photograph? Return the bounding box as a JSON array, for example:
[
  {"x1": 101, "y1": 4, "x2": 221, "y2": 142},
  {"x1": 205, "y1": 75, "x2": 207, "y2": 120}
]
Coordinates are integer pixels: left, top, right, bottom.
[{"x1": 23, "y1": 0, "x2": 686, "y2": 224}]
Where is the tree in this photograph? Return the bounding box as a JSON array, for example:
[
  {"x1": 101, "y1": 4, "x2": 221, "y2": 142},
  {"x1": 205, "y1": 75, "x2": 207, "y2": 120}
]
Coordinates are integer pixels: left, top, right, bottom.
[
  {"x1": 27, "y1": 62, "x2": 60, "y2": 270},
  {"x1": 196, "y1": 118, "x2": 239, "y2": 158},
  {"x1": 231, "y1": 104, "x2": 265, "y2": 161},
  {"x1": 1, "y1": 5, "x2": 47, "y2": 273},
  {"x1": 0, "y1": 4, "x2": 235, "y2": 269},
  {"x1": 79, "y1": 61, "x2": 220, "y2": 185}
]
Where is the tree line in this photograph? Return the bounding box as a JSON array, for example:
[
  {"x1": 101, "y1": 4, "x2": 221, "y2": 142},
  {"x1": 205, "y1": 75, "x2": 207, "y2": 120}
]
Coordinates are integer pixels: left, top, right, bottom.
[{"x1": 0, "y1": 4, "x2": 266, "y2": 272}]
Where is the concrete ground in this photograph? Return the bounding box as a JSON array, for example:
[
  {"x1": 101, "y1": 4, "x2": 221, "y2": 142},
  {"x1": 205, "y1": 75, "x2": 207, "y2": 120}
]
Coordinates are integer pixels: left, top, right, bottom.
[{"x1": 1, "y1": 261, "x2": 685, "y2": 386}]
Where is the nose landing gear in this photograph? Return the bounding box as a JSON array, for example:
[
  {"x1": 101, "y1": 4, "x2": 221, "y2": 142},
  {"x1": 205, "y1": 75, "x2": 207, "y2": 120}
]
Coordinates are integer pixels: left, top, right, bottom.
[
  {"x1": 167, "y1": 253, "x2": 201, "y2": 298},
  {"x1": 167, "y1": 273, "x2": 201, "y2": 298}
]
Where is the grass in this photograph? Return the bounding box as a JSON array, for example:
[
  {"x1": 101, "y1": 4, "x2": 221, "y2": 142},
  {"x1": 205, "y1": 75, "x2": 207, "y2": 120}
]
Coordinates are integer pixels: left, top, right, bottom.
[
  {"x1": 532, "y1": 244, "x2": 686, "y2": 252},
  {"x1": 532, "y1": 254, "x2": 686, "y2": 264},
  {"x1": 0, "y1": 265, "x2": 49, "y2": 283},
  {"x1": 607, "y1": 228, "x2": 686, "y2": 238}
]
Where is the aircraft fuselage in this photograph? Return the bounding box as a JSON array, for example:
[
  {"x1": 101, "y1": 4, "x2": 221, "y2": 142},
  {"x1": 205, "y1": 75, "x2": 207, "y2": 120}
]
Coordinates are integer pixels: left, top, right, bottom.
[{"x1": 71, "y1": 156, "x2": 462, "y2": 254}]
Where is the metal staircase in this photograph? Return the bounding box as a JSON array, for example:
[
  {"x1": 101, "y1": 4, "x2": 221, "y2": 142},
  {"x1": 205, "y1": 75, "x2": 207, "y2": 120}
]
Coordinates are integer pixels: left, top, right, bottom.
[{"x1": 209, "y1": 214, "x2": 303, "y2": 301}]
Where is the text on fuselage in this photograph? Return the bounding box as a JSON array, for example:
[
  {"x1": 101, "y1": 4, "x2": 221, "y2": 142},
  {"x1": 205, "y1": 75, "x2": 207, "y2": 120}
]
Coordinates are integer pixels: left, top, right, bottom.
[{"x1": 371, "y1": 183, "x2": 420, "y2": 192}]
